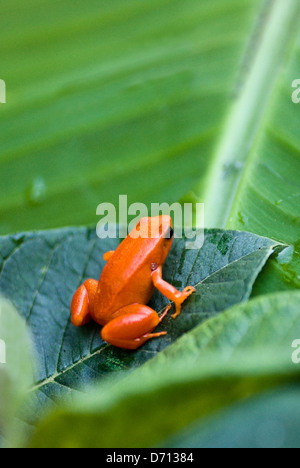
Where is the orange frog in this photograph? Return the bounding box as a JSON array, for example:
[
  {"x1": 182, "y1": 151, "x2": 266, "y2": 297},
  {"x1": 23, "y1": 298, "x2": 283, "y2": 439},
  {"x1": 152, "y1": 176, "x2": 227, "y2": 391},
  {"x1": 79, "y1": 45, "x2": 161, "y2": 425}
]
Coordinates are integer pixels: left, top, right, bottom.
[{"x1": 71, "y1": 216, "x2": 195, "y2": 350}]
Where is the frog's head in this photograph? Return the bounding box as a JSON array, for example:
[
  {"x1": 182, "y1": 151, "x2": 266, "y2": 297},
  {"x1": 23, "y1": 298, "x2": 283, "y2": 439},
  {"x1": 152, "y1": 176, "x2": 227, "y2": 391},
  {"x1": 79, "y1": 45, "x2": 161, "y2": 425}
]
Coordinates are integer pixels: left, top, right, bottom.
[
  {"x1": 133, "y1": 215, "x2": 173, "y2": 239},
  {"x1": 130, "y1": 215, "x2": 174, "y2": 264},
  {"x1": 157, "y1": 215, "x2": 174, "y2": 242}
]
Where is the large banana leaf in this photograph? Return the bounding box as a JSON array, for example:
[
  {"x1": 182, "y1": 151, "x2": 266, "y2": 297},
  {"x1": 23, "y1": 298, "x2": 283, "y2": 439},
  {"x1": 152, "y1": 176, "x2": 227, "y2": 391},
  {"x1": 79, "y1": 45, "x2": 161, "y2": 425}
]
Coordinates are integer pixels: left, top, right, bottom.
[
  {"x1": 0, "y1": 0, "x2": 281, "y2": 235},
  {"x1": 191, "y1": 0, "x2": 300, "y2": 291},
  {"x1": 227, "y1": 34, "x2": 300, "y2": 293}
]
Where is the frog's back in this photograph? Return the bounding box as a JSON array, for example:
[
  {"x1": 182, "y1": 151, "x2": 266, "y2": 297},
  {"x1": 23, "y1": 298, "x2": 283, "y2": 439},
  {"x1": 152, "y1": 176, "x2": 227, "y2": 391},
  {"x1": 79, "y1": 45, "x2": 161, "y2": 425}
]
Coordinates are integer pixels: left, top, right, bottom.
[{"x1": 92, "y1": 235, "x2": 162, "y2": 324}]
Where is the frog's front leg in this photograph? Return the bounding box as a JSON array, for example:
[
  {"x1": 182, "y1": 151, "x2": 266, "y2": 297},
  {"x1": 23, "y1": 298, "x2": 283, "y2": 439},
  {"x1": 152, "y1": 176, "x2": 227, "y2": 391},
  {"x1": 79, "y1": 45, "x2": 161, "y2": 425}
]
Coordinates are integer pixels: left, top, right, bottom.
[
  {"x1": 101, "y1": 303, "x2": 171, "y2": 350},
  {"x1": 103, "y1": 250, "x2": 115, "y2": 261},
  {"x1": 151, "y1": 265, "x2": 195, "y2": 319},
  {"x1": 71, "y1": 279, "x2": 98, "y2": 327}
]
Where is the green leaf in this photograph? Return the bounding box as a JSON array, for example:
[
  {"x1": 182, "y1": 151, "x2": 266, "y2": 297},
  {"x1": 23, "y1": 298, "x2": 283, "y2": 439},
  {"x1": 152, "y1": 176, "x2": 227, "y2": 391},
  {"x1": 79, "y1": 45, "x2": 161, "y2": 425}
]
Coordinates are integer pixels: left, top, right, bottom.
[
  {"x1": 197, "y1": 0, "x2": 300, "y2": 229},
  {"x1": 193, "y1": 1, "x2": 300, "y2": 292},
  {"x1": 29, "y1": 291, "x2": 300, "y2": 448},
  {"x1": 166, "y1": 384, "x2": 300, "y2": 448},
  {"x1": 0, "y1": 227, "x2": 278, "y2": 419},
  {"x1": 226, "y1": 25, "x2": 300, "y2": 246},
  {"x1": 0, "y1": 0, "x2": 283, "y2": 235},
  {"x1": 0, "y1": 297, "x2": 35, "y2": 447}
]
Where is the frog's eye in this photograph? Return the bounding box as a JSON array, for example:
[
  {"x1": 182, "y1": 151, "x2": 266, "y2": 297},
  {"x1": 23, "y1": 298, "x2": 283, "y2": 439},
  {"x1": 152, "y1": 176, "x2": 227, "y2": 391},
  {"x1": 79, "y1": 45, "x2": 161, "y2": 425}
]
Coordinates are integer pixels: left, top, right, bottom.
[{"x1": 164, "y1": 227, "x2": 174, "y2": 239}]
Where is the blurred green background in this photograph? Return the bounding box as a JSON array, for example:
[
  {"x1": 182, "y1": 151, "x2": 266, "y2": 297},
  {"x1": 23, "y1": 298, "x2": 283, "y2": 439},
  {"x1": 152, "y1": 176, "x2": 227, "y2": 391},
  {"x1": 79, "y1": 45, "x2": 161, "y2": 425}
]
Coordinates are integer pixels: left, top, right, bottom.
[
  {"x1": 2, "y1": 0, "x2": 299, "y2": 295},
  {"x1": 0, "y1": 0, "x2": 262, "y2": 234}
]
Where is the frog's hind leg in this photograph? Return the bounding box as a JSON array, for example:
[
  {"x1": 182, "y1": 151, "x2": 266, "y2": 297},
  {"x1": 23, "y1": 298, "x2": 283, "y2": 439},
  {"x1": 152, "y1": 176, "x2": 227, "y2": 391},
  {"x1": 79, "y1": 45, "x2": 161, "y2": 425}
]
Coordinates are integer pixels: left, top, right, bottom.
[
  {"x1": 101, "y1": 303, "x2": 171, "y2": 350},
  {"x1": 71, "y1": 279, "x2": 98, "y2": 327}
]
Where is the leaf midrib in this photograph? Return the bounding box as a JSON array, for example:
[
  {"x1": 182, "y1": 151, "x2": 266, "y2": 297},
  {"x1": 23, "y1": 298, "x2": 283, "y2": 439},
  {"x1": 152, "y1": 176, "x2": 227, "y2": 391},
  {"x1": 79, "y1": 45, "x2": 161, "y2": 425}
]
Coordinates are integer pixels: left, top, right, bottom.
[{"x1": 199, "y1": 0, "x2": 300, "y2": 229}]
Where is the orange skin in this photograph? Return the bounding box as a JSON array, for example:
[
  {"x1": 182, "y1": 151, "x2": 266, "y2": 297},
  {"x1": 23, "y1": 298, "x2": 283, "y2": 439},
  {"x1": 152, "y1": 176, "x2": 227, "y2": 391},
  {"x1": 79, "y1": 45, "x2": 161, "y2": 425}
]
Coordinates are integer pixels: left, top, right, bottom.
[{"x1": 71, "y1": 216, "x2": 195, "y2": 350}]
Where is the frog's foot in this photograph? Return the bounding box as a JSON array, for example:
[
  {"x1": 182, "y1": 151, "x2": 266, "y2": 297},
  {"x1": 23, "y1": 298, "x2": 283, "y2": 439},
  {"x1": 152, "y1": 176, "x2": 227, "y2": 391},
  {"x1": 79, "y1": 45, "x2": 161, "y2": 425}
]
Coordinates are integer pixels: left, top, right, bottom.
[
  {"x1": 172, "y1": 286, "x2": 196, "y2": 319},
  {"x1": 151, "y1": 266, "x2": 196, "y2": 320},
  {"x1": 101, "y1": 303, "x2": 170, "y2": 350},
  {"x1": 71, "y1": 279, "x2": 98, "y2": 327}
]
